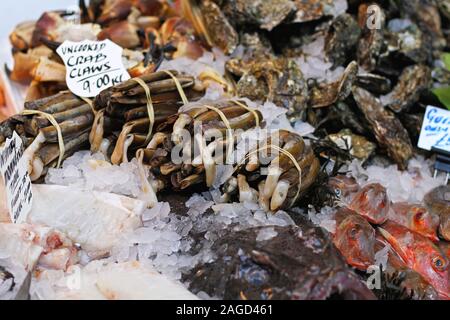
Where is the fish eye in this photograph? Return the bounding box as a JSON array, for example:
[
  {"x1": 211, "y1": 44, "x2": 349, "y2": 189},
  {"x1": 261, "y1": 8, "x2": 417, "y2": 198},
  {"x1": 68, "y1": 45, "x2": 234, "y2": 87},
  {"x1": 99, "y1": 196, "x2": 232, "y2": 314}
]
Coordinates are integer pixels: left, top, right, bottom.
[
  {"x1": 334, "y1": 189, "x2": 342, "y2": 197},
  {"x1": 432, "y1": 256, "x2": 448, "y2": 272},
  {"x1": 348, "y1": 227, "x2": 359, "y2": 239},
  {"x1": 414, "y1": 211, "x2": 425, "y2": 222}
]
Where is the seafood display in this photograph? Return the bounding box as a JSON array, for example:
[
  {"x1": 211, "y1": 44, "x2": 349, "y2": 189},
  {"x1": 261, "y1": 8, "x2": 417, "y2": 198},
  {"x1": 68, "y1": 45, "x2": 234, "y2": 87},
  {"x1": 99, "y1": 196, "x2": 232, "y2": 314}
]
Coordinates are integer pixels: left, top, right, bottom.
[{"x1": 0, "y1": 0, "x2": 450, "y2": 301}]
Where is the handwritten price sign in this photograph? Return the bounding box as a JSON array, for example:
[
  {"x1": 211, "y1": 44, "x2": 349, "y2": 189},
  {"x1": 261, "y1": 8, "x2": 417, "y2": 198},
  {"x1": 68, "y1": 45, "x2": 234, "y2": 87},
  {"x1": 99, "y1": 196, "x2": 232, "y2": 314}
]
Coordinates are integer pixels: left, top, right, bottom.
[
  {"x1": 0, "y1": 132, "x2": 33, "y2": 224},
  {"x1": 418, "y1": 106, "x2": 450, "y2": 152},
  {"x1": 57, "y1": 39, "x2": 130, "y2": 97}
]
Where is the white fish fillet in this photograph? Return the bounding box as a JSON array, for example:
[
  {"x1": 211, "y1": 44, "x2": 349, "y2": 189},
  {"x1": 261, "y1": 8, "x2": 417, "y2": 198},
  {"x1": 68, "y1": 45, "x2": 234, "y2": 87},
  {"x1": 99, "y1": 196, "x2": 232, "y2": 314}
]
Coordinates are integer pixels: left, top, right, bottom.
[
  {"x1": 0, "y1": 223, "x2": 44, "y2": 271},
  {"x1": 31, "y1": 261, "x2": 199, "y2": 300},
  {"x1": 0, "y1": 223, "x2": 76, "y2": 300},
  {"x1": 28, "y1": 184, "x2": 144, "y2": 256}
]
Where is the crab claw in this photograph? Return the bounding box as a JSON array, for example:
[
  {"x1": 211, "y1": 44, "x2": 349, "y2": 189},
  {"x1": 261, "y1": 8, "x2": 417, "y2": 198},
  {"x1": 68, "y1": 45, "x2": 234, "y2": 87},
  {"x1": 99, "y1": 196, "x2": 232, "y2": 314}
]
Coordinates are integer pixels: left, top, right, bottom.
[{"x1": 97, "y1": 21, "x2": 140, "y2": 48}]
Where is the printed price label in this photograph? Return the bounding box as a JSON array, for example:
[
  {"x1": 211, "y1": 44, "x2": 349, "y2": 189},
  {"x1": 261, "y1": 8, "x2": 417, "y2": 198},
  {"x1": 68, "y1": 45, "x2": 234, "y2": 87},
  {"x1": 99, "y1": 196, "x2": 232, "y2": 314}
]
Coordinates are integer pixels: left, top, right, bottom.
[
  {"x1": 57, "y1": 39, "x2": 130, "y2": 97},
  {"x1": 0, "y1": 132, "x2": 33, "y2": 223},
  {"x1": 418, "y1": 106, "x2": 450, "y2": 152}
]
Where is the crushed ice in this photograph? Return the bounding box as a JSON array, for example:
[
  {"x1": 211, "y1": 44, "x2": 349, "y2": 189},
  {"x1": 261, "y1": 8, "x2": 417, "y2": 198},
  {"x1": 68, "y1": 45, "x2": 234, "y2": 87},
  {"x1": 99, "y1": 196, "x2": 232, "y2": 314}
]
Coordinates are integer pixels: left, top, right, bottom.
[
  {"x1": 346, "y1": 156, "x2": 445, "y2": 203},
  {"x1": 106, "y1": 188, "x2": 295, "y2": 282},
  {"x1": 307, "y1": 205, "x2": 337, "y2": 234},
  {"x1": 46, "y1": 151, "x2": 143, "y2": 198}
]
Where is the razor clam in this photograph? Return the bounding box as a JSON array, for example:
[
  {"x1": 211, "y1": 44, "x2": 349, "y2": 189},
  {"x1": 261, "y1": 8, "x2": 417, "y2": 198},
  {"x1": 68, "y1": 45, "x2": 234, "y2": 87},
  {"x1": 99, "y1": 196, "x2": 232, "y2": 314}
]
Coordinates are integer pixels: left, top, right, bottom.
[
  {"x1": 138, "y1": 100, "x2": 263, "y2": 192},
  {"x1": 40, "y1": 112, "x2": 95, "y2": 143},
  {"x1": 352, "y1": 87, "x2": 413, "y2": 169},
  {"x1": 93, "y1": 71, "x2": 201, "y2": 165},
  {"x1": 226, "y1": 130, "x2": 320, "y2": 211}
]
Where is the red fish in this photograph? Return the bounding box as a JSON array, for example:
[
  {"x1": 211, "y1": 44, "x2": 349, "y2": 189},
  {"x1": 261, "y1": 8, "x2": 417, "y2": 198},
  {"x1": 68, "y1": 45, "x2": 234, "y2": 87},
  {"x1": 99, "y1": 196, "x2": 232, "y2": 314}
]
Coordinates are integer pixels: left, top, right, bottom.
[
  {"x1": 388, "y1": 203, "x2": 440, "y2": 242},
  {"x1": 374, "y1": 235, "x2": 439, "y2": 300},
  {"x1": 378, "y1": 221, "x2": 449, "y2": 299},
  {"x1": 327, "y1": 175, "x2": 360, "y2": 204},
  {"x1": 333, "y1": 207, "x2": 376, "y2": 271},
  {"x1": 424, "y1": 186, "x2": 450, "y2": 241},
  {"x1": 348, "y1": 183, "x2": 390, "y2": 224}
]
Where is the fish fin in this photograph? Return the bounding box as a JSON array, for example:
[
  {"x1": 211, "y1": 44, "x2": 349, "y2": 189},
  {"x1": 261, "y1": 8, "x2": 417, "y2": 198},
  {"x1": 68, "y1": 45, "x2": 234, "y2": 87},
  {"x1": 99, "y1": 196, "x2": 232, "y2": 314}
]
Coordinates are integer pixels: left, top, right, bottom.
[{"x1": 377, "y1": 227, "x2": 409, "y2": 263}]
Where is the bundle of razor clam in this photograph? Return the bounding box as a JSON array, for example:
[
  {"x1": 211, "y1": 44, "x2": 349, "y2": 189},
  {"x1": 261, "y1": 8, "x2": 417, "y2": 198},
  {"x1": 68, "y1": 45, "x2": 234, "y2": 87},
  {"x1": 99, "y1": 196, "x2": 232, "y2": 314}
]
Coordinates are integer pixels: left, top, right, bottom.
[
  {"x1": 91, "y1": 70, "x2": 203, "y2": 164},
  {"x1": 0, "y1": 91, "x2": 94, "y2": 181},
  {"x1": 136, "y1": 98, "x2": 319, "y2": 211},
  {"x1": 136, "y1": 99, "x2": 262, "y2": 194},
  {"x1": 222, "y1": 130, "x2": 321, "y2": 212}
]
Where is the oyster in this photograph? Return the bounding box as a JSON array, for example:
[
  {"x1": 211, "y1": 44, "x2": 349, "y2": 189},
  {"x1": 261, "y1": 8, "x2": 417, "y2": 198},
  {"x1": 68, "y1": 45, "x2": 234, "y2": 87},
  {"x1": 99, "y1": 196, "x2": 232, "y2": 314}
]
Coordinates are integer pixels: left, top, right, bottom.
[
  {"x1": 352, "y1": 87, "x2": 413, "y2": 169},
  {"x1": 309, "y1": 61, "x2": 358, "y2": 108},
  {"x1": 357, "y1": 3, "x2": 385, "y2": 72},
  {"x1": 217, "y1": 0, "x2": 297, "y2": 31},
  {"x1": 292, "y1": 0, "x2": 347, "y2": 23},
  {"x1": 381, "y1": 65, "x2": 431, "y2": 113},
  {"x1": 324, "y1": 13, "x2": 361, "y2": 67},
  {"x1": 197, "y1": 0, "x2": 238, "y2": 54},
  {"x1": 328, "y1": 129, "x2": 376, "y2": 162},
  {"x1": 356, "y1": 73, "x2": 392, "y2": 95},
  {"x1": 236, "y1": 58, "x2": 308, "y2": 119}
]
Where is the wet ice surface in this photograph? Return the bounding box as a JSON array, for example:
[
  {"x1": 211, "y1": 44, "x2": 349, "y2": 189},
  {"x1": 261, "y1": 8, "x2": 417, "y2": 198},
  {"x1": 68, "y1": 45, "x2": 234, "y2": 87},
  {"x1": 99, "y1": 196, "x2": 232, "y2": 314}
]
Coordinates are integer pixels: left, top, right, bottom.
[{"x1": 256, "y1": 227, "x2": 278, "y2": 242}]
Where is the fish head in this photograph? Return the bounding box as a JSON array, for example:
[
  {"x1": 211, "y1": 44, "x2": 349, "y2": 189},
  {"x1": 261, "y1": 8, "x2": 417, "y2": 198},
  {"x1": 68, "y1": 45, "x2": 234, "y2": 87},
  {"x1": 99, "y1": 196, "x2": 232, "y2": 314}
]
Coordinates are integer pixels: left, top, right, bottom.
[
  {"x1": 350, "y1": 183, "x2": 390, "y2": 224},
  {"x1": 379, "y1": 222, "x2": 449, "y2": 299},
  {"x1": 328, "y1": 175, "x2": 360, "y2": 203},
  {"x1": 407, "y1": 205, "x2": 440, "y2": 242},
  {"x1": 334, "y1": 210, "x2": 376, "y2": 270},
  {"x1": 414, "y1": 241, "x2": 449, "y2": 300}
]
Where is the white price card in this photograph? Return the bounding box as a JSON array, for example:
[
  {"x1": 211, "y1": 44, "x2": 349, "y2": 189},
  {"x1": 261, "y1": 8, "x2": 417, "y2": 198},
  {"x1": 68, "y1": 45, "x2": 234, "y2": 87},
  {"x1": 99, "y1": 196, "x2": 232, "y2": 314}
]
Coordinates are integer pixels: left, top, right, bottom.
[
  {"x1": 57, "y1": 39, "x2": 131, "y2": 98},
  {"x1": 0, "y1": 132, "x2": 33, "y2": 223},
  {"x1": 418, "y1": 106, "x2": 450, "y2": 152}
]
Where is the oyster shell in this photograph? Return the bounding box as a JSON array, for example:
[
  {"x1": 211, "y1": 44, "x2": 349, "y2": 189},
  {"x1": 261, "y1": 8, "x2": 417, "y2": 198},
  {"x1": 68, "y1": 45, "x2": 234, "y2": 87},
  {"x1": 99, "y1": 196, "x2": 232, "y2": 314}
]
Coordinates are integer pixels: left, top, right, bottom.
[
  {"x1": 236, "y1": 58, "x2": 308, "y2": 119},
  {"x1": 381, "y1": 64, "x2": 431, "y2": 113},
  {"x1": 328, "y1": 128, "x2": 376, "y2": 162},
  {"x1": 217, "y1": 0, "x2": 297, "y2": 31},
  {"x1": 325, "y1": 13, "x2": 361, "y2": 67},
  {"x1": 310, "y1": 61, "x2": 358, "y2": 108},
  {"x1": 352, "y1": 87, "x2": 413, "y2": 169}
]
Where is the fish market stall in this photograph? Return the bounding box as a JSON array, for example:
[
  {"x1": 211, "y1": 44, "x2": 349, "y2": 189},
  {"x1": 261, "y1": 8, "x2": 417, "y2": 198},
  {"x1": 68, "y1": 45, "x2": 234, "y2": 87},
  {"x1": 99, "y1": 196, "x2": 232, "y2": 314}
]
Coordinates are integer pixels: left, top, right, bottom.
[{"x1": 0, "y1": 0, "x2": 449, "y2": 301}]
